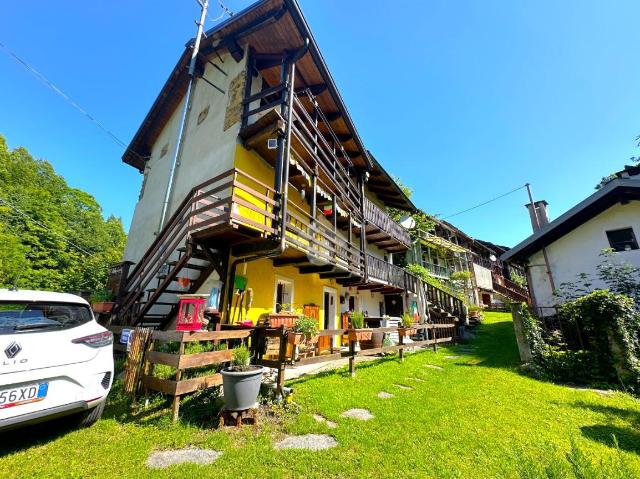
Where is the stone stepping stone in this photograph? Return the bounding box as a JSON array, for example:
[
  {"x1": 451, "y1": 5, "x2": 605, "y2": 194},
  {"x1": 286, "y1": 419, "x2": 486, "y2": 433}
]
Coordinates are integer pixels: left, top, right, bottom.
[
  {"x1": 394, "y1": 384, "x2": 413, "y2": 390},
  {"x1": 275, "y1": 434, "x2": 338, "y2": 450},
  {"x1": 377, "y1": 391, "x2": 394, "y2": 399},
  {"x1": 146, "y1": 448, "x2": 222, "y2": 469},
  {"x1": 424, "y1": 364, "x2": 443, "y2": 370},
  {"x1": 407, "y1": 377, "x2": 425, "y2": 382},
  {"x1": 313, "y1": 413, "x2": 337, "y2": 429},
  {"x1": 340, "y1": 408, "x2": 375, "y2": 420},
  {"x1": 445, "y1": 355, "x2": 460, "y2": 359}
]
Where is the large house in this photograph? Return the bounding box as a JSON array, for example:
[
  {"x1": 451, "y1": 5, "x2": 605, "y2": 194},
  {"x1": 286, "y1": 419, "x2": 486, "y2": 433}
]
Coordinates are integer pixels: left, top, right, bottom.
[
  {"x1": 109, "y1": 0, "x2": 466, "y2": 333},
  {"x1": 502, "y1": 165, "x2": 640, "y2": 314}
]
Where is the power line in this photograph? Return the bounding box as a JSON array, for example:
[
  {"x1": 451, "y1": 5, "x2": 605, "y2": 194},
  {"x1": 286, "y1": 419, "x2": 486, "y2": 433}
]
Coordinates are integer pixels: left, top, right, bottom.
[
  {"x1": 0, "y1": 197, "x2": 94, "y2": 256},
  {"x1": 440, "y1": 184, "x2": 527, "y2": 220},
  {"x1": 0, "y1": 41, "x2": 147, "y2": 162}
]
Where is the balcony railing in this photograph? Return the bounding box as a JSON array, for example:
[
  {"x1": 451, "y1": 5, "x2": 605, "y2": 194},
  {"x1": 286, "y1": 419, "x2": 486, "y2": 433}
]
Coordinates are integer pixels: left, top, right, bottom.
[
  {"x1": 367, "y1": 254, "x2": 418, "y2": 293},
  {"x1": 423, "y1": 262, "x2": 450, "y2": 279},
  {"x1": 363, "y1": 198, "x2": 412, "y2": 250}
]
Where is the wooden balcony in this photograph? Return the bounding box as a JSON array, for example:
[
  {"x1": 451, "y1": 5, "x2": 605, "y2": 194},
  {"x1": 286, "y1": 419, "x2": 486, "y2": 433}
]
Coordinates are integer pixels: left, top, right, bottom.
[
  {"x1": 349, "y1": 254, "x2": 418, "y2": 294},
  {"x1": 361, "y1": 198, "x2": 412, "y2": 252},
  {"x1": 239, "y1": 87, "x2": 361, "y2": 215},
  {"x1": 423, "y1": 262, "x2": 450, "y2": 279},
  {"x1": 184, "y1": 168, "x2": 365, "y2": 278}
]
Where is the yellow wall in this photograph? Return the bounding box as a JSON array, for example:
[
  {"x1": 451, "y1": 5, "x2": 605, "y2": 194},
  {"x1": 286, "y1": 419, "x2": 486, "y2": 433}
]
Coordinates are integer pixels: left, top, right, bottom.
[
  {"x1": 229, "y1": 145, "x2": 341, "y2": 329},
  {"x1": 228, "y1": 256, "x2": 340, "y2": 330}
]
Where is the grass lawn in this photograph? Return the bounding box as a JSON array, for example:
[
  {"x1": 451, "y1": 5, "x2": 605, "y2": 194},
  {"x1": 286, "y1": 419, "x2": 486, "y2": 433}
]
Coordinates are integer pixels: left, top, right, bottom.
[{"x1": 1, "y1": 312, "x2": 640, "y2": 478}]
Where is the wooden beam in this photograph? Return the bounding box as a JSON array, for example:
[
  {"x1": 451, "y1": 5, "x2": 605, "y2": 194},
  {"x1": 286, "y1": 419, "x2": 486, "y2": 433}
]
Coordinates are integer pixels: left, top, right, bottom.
[
  {"x1": 273, "y1": 257, "x2": 309, "y2": 267},
  {"x1": 295, "y1": 84, "x2": 328, "y2": 96},
  {"x1": 298, "y1": 265, "x2": 334, "y2": 274},
  {"x1": 319, "y1": 271, "x2": 353, "y2": 279}
]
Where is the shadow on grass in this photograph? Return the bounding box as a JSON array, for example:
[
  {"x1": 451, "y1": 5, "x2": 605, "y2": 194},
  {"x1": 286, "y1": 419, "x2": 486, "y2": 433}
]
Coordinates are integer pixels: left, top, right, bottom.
[
  {"x1": 581, "y1": 425, "x2": 640, "y2": 455},
  {"x1": 0, "y1": 417, "x2": 79, "y2": 456}
]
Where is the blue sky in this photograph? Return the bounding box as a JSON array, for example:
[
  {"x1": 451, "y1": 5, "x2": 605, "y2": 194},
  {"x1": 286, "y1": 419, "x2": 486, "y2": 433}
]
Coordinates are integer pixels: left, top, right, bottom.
[{"x1": 1, "y1": 0, "x2": 639, "y2": 247}]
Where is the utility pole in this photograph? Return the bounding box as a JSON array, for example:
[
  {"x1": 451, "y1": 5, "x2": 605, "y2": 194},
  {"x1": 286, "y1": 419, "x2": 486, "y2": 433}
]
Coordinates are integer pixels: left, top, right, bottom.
[{"x1": 159, "y1": 0, "x2": 210, "y2": 231}]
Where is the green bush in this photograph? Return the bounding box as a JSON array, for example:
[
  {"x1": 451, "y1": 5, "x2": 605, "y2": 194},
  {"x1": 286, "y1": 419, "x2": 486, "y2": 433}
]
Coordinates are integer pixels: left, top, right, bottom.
[
  {"x1": 521, "y1": 291, "x2": 640, "y2": 392},
  {"x1": 293, "y1": 315, "x2": 319, "y2": 338}
]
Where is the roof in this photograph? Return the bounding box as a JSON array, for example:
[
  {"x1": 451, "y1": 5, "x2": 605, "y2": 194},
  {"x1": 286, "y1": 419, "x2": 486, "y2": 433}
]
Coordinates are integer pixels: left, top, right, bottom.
[
  {"x1": 502, "y1": 178, "x2": 640, "y2": 262},
  {"x1": 367, "y1": 153, "x2": 417, "y2": 212},
  {"x1": 0, "y1": 289, "x2": 89, "y2": 305},
  {"x1": 123, "y1": 0, "x2": 374, "y2": 172}
]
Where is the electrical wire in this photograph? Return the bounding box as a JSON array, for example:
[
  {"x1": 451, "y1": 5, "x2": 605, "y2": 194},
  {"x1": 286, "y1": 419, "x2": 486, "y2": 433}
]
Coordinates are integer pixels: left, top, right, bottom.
[
  {"x1": 0, "y1": 197, "x2": 94, "y2": 256},
  {"x1": 0, "y1": 41, "x2": 147, "y2": 162},
  {"x1": 440, "y1": 184, "x2": 527, "y2": 220}
]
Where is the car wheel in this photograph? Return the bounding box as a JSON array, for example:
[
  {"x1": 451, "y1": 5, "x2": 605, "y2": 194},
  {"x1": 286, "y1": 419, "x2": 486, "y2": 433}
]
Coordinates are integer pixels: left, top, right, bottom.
[{"x1": 73, "y1": 400, "x2": 105, "y2": 428}]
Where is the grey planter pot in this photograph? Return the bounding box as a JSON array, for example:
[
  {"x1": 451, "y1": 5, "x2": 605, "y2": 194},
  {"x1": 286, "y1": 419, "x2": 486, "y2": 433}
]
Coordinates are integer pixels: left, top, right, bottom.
[{"x1": 221, "y1": 366, "x2": 264, "y2": 411}]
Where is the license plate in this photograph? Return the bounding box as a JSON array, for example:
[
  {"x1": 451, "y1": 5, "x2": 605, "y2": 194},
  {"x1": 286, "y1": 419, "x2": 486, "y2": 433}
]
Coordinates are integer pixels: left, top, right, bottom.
[{"x1": 0, "y1": 383, "x2": 48, "y2": 409}]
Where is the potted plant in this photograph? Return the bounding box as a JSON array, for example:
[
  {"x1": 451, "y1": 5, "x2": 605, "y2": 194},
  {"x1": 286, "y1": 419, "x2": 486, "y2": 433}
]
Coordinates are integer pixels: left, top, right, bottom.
[
  {"x1": 398, "y1": 312, "x2": 417, "y2": 338},
  {"x1": 90, "y1": 289, "x2": 114, "y2": 314},
  {"x1": 348, "y1": 311, "x2": 372, "y2": 341},
  {"x1": 220, "y1": 346, "x2": 264, "y2": 411},
  {"x1": 468, "y1": 305, "x2": 484, "y2": 319},
  {"x1": 289, "y1": 315, "x2": 319, "y2": 345}
]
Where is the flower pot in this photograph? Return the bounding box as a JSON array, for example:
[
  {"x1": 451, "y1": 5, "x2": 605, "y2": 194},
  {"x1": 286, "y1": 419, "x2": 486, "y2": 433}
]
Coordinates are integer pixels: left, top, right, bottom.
[
  {"x1": 288, "y1": 332, "x2": 305, "y2": 345},
  {"x1": 348, "y1": 329, "x2": 372, "y2": 342},
  {"x1": 398, "y1": 327, "x2": 417, "y2": 338},
  {"x1": 92, "y1": 302, "x2": 114, "y2": 314},
  {"x1": 221, "y1": 366, "x2": 264, "y2": 411},
  {"x1": 469, "y1": 311, "x2": 480, "y2": 318},
  {"x1": 268, "y1": 313, "x2": 299, "y2": 328},
  {"x1": 305, "y1": 334, "x2": 319, "y2": 345}
]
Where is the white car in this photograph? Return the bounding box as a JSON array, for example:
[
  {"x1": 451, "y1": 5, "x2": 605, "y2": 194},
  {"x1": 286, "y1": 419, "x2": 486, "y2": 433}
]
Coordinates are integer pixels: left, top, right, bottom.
[{"x1": 0, "y1": 289, "x2": 113, "y2": 431}]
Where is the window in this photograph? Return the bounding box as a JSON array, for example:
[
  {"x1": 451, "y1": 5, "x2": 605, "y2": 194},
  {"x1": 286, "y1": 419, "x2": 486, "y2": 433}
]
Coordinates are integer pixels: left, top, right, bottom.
[
  {"x1": 0, "y1": 302, "x2": 93, "y2": 335},
  {"x1": 606, "y1": 228, "x2": 639, "y2": 252},
  {"x1": 274, "y1": 277, "x2": 294, "y2": 312}
]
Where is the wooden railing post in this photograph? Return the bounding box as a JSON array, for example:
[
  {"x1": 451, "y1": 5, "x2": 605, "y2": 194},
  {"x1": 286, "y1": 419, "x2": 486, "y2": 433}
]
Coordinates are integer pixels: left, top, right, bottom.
[
  {"x1": 171, "y1": 338, "x2": 185, "y2": 422},
  {"x1": 348, "y1": 337, "x2": 356, "y2": 377},
  {"x1": 398, "y1": 328, "x2": 404, "y2": 362},
  {"x1": 276, "y1": 326, "x2": 287, "y2": 398}
]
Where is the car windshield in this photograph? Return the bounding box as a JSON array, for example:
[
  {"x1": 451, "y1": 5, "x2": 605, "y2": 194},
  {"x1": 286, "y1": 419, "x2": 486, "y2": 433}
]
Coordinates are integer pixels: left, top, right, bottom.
[{"x1": 0, "y1": 301, "x2": 93, "y2": 334}]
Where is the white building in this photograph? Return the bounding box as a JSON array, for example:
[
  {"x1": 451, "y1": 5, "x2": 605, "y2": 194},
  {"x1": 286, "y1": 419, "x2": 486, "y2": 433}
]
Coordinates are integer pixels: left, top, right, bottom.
[{"x1": 502, "y1": 166, "x2": 640, "y2": 314}]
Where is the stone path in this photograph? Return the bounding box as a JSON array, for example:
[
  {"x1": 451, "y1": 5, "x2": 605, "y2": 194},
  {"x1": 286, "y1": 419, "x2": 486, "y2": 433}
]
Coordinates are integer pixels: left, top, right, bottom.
[
  {"x1": 313, "y1": 413, "x2": 337, "y2": 429},
  {"x1": 340, "y1": 408, "x2": 375, "y2": 420},
  {"x1": 394, "y1": 384, "x2": 413, "y2": 390},
  {"x1": 445, "y1": 355, "x2": 460, "y2": 359},
  {"x1": 377, "y1": 391, "x2": 394, "y2": 399},
  {"x1": 424, "y1": 364, "x2": 443, "y2": 370},
  {"x1": 146, "y1": 448, "x2": 223, "y2": 469},
  {"x1": 407, "y1": 377, "x2": 425, "y2": 382},
  {"x1": 275, "y1": 434, "x2": 338, "y2": 450}
]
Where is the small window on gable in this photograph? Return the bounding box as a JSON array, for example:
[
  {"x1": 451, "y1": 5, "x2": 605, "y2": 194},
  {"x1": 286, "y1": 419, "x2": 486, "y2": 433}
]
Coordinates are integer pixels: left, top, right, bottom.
[{"x1": 606, "y1": 228, "x2": 639, "y2": 252}]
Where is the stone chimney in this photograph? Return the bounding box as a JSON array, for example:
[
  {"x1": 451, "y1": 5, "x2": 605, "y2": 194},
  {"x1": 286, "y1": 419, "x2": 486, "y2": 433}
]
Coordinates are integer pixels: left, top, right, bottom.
[{"x1": 525, "y1": 200, "x2": 549, "y2": 232}]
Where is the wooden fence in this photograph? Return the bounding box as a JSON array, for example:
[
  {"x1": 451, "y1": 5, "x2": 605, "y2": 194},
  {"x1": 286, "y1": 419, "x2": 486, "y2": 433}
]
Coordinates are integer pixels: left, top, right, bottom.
[{"x1": 109, "y1": 320, "x2": 457, "y2": 422}]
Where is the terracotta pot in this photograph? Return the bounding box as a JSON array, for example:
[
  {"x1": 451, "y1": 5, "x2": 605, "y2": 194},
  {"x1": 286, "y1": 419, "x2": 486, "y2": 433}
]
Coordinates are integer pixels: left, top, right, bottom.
[
  {"x1": 398, "y1": 327, "x2": 417, "y2": 338},
  {"x1": 348, "y1": 329, "x2": 372, "y2": 342},
  {"x1": 469, "y1": 311, "x2": 480, "y2": 318},
  {"x1": 288, "y1": 332, "x2": 304, "y2": 345},
  {"x1": 92, "y1": 302, "x2": 114, "y2": 314}
]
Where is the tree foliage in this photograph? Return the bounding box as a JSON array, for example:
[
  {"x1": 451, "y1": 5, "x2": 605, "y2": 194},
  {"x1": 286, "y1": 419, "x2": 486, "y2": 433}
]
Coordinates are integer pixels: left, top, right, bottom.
[{"x1": 0, "y1": 135, "x2": 126, "y2": 293}]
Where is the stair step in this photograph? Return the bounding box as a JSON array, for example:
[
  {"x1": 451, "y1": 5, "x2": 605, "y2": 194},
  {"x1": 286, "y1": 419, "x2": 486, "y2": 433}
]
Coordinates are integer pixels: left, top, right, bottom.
[
  {"x1": 176, "y1": 247, "x2": 209, "y2": 260},
  {"x1": 146, "y1": 288, "x2": 184, "y2": 294},
  {"x1": 168, "y1": 261, "x2": 209, "y2": 271}
]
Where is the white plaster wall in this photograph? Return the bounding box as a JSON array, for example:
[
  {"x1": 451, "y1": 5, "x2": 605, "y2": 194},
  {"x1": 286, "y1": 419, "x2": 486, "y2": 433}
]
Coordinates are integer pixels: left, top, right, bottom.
[
  {"x1": 124, "y1": 49, "x2": 248, "y2": 263},
  {"x1": 527, "y1": 201, "x2": 640, "y2": 309}
]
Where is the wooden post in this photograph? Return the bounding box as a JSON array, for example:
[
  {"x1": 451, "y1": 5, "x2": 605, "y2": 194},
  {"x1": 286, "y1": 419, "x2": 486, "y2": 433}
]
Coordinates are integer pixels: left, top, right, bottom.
[
  {"x1": 276, "y1": 326, "x2": 287, "y2": 398},
  {"x1": 399, "y1": 329, "x2": 404, "y2": 362},
  {"x1": 348, "y1": 337, "x2": 355, "y2": 377},
  {"x1": 171, "y1": 340, "x2": 185, "y2": 422}
]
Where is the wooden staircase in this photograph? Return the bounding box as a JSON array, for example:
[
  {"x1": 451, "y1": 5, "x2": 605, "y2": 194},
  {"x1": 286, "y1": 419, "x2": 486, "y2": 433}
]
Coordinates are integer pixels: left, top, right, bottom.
[{"x1": 493, "y1": 274, "x2": 530, "y2": 304}]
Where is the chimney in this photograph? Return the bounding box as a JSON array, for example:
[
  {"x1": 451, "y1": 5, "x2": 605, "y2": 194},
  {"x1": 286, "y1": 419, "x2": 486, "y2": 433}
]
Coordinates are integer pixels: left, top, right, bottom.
[{"x1": 525, "y1": 200, "x2": 549, "y2": 232}]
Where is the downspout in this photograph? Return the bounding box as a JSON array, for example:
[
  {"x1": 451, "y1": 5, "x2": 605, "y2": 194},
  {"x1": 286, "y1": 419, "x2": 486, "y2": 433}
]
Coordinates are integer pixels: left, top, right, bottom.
[
  {"x1": 224, "y1": 39, "x2": 309, "y2": 320},
  {"x1": 159, "y1": 0, "x2": 209, "y2": 230}
]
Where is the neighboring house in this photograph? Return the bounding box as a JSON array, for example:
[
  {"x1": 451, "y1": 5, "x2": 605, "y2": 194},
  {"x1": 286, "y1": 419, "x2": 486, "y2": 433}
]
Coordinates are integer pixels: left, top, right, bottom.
[
  {"x1": 502, "y1": 165, "x2": 640, "y2": 314},
  {"x1": 109, "y1": 0, "x2": 465, "y2": 331},
  {"x1": 407, "y1": 219, "x2": 529, "y2": 307}
]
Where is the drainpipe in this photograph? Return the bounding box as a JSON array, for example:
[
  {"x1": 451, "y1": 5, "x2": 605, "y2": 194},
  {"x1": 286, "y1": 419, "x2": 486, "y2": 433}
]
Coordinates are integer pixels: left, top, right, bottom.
[
  {"x1": 224, "y1": 40, "x2": 309, "y2": 320},
  {"x1": 159, "y1": 0, "x2": 209, "y2": 230}
]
